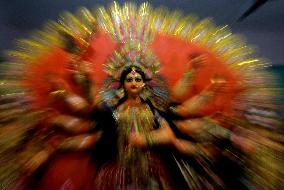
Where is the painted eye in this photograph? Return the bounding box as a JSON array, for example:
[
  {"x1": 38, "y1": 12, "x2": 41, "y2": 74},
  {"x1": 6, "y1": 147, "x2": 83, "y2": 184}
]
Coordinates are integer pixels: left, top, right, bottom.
[
  {"x1": 126, "y1": 78, "x2": 133, "y2": 82},
  {"x1": 135, "y1": 78, "x2": 142, "y2": 82}
]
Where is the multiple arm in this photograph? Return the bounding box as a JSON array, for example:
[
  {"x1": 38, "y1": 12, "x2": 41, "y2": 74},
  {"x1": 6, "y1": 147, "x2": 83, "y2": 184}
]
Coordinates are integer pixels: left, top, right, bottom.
[{"x1": 24, "y1": 61, "x2": 103, "y2": 174}]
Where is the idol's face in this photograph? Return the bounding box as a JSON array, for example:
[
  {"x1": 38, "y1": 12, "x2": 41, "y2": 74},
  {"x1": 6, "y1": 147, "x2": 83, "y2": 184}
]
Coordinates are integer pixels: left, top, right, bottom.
[{"x1": 123, "y1": 71, "x2": 144, "y2": 96}]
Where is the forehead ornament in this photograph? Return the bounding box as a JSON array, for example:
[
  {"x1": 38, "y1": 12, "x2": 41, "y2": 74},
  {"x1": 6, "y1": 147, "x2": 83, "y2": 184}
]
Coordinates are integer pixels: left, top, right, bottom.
[{"x1": 130, "y1": 67, "x2": 139, "y2": 77}]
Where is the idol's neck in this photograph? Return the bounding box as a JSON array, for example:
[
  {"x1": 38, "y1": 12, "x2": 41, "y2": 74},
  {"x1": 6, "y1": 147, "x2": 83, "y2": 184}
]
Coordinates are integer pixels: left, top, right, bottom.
[{"x1": 125, "y1": 94, "x2": 142, "y2": 106}]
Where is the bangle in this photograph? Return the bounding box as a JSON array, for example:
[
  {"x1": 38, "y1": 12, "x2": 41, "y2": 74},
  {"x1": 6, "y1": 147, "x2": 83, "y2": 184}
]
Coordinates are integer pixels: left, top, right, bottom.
[
  {"x1": 49, "y1": 89, "x2": 67, "y2": 97},
  {"x1": 183, "y1": 71, "x2": 193, "y2": 80}
]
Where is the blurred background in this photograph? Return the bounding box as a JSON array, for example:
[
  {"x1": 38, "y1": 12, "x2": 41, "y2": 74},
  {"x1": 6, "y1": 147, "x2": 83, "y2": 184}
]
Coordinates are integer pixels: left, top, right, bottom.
[{"x1": 0, "y1": 0, "x2": 283, "y2": 83}]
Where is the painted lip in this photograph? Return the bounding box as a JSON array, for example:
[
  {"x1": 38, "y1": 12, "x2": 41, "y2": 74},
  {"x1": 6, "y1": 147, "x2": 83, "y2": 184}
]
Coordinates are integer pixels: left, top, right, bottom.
[{"x1": 130, "y1": 85, "x2": 138, "y2": 89}]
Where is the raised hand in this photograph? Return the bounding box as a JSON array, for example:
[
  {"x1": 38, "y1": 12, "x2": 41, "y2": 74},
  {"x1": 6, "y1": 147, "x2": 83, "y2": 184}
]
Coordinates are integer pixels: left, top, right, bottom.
[
  {"x1": 169, "y1": 76, "x2": 228, "y2": 118},
  {"x1": 48, "y1": 78, "x2": 91, "y2": 115},
  {"x1": 171, "y1": 54, "x2": 209, "y2": 102}
]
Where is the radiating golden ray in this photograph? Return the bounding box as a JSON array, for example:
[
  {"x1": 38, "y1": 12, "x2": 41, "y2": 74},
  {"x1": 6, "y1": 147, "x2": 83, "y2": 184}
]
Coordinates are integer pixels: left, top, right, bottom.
[{"x1": 2, "y1": 2, "x2": 281, "y2": 125}]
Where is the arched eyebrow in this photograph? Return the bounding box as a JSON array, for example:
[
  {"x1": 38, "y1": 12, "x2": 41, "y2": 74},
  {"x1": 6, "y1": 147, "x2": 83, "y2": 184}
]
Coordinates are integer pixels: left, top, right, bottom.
[
  {"x1": 135, "y1": 77, "x2": 142, "y2": 82},
  {"x1": 125, "y1": 77, "x2": 133, "y2": 82}
]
